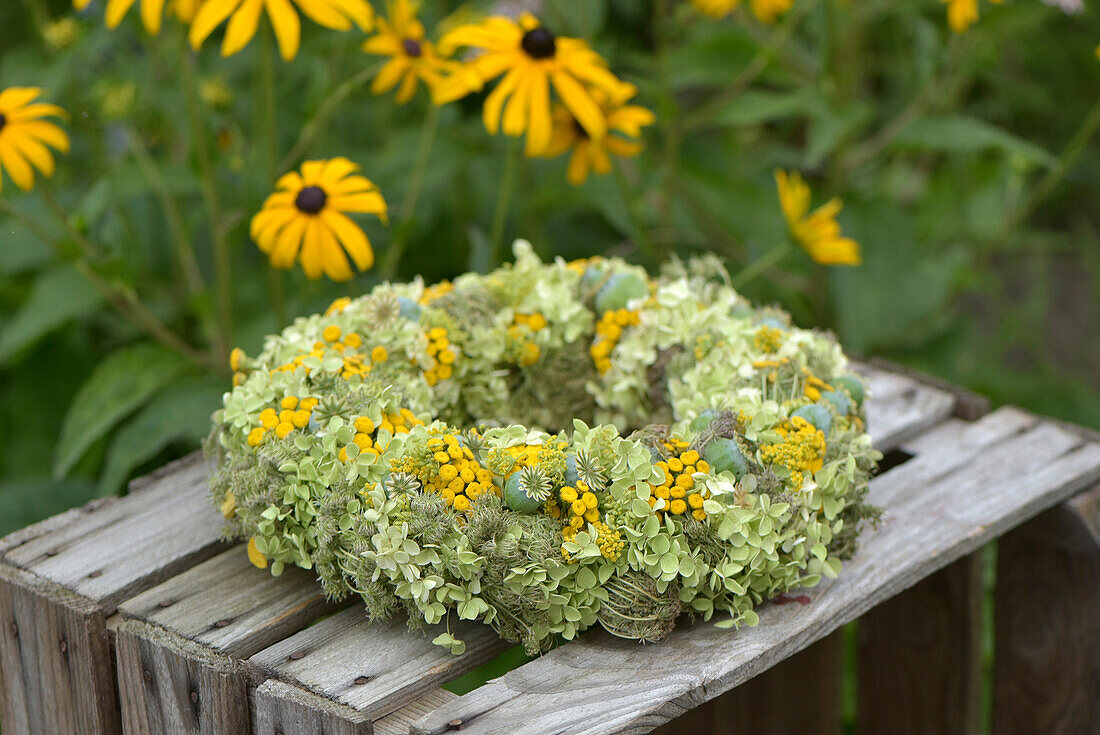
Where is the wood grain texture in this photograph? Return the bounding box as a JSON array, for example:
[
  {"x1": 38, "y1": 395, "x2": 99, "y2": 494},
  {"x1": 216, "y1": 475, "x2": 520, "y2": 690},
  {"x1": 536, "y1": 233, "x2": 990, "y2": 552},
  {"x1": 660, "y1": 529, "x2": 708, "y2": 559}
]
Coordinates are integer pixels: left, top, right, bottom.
[
  {"x1": 253, "y1": 679, "x2": 371, "y2": 735},
  {"x1": 248, "y1": 607, "x2": 509, "y2": 722},
  {"x1": 0, "y1": 562, "x2": 121, "y2": 735},
  {"x1": 855, "y1": 362, "x2": 956, "y2": 451},
  {"x1": 412, "y1": 408, "x2": 1100, "y2": 735},
  {"x1": 857, "y1": 553, "x2": 984, "y2": 735},
  {"x1": 372, "y1": 690, "x2": 456, "y2": 735},
  {"x1": 992, "y1": 484, "x2": 1100, "y2": 735},
  {"x1": 3, "y1": 454, "x2": 225, "y2": 613},
  {"x1": 119, "y1": 544, "x2": 342, "y2": 659},
  {"x1": 115, "y1": 619, "x2": 249, "y2": 735}
]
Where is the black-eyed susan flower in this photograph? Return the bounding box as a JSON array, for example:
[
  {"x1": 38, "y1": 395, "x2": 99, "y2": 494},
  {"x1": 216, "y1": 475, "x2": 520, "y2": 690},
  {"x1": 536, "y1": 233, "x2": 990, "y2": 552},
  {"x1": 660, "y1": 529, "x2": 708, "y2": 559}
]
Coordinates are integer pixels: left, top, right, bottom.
[
  {"x1": 72, "y1": 0, "x2": 199, "y2": 34},
  {"x1": 250, "y1": 158, "x2": 387, "y2": 281},
  {"x1": 435, "y1": 13, "x2": 633, "y2": 156},
  {"x1": 363, "y1": 0, "x2": 453, "y2": 104},
  {"x1": 775, "y1": 170, "x2": 861, "y2": 266},
  {"x1": 542, "y1": 88, "x2": 654, "y2": 185},
  {"x1": 942, "y1": 0, "x2": 1001, "y2": 32},
  {"x1": 189, "y1": 0, "x2": 374, "y2": 61},
  {"x1": 691, "y1": 0, "x2": 791, "y2": 22},
  {"x1": 0, "y1": 88, "x2": 69, "y2": 193}
]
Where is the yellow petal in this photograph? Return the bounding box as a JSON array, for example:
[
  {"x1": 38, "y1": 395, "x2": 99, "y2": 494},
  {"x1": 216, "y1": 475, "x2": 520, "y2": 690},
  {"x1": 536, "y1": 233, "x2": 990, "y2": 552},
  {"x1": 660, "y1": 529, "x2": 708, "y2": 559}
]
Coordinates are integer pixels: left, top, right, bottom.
[
  {"x1": 0, "y1": 139, "x2": 36, "y2": 191},
  {"x1": 269, "y1": 213, "x2": 308, "y2": 268},
  {"x1": 321, "y1": 209, "x2": 374, "y2": 271},
  {"x1": 299, "y1": 218, "x2": 325, "y2": 279},
  {"x1": 483, "y1": 64, "x2": 525, "y2": 135},
  {"x1": 501, "y1": 67, "x2": 533, "y2": 137},
  {"x1": 524, "y1": 69, "x2": 551, "y2": 156},
  {"x1": 250, "y1": 204, "x2": 298, "y2": 243},
  {"x1": 105, "y1": 0, "x2": 139, "y2": 28},
  {"x1": 300, "y1": 160, "x2": 325, "y2": 185},
  {"x1": 551, "y1": 71, "x2": 606, "y2": 141},
  {"x1": 395, "y1": 71, "x2": 418, "y2": 104},
  {"x1": 372, "y1": 57, "x2": 409, "y2": 95},
  {"x1": 8, "y1": 133, "x2": 57, "y2": 178},
  {"x1": 294, "y1": 0, "x2": 350, "y2": 30},
  {"x1": 316, "y1": 217, "x2": 355, "y2": 281},
  {"x1": 9, "y1": 104, "x2": 68, "y2": 123},
  {"x1": 20, "y1": 121, "x2": 70, "y2": 153},
  {"x1": 222, "y1": 0, "x2": 264, "y2": 57},
  {"x1": 274, "y1": 169, "x2": 304, "y2": 192},
  {"x1": 325, "y1": 0, "x2": 374, "y2": 31},
  {"x1": 264, "y1": 0, "x2": 302, "y2": 60},
  {"x1": 330, "y1": 189, "x2": 387, "y2": 214},
  {"x1": 247, "y1": 537, "x2": 268, "y2": 569},
  {"x1": 566, "y1": 146, "x2": 589, "y2": 186},
  {"x1": 140, "y1": 0, "x2": 168, "y2": 33},
  {"x1": 190, "y1": 0, "x2": 243, "y2": 49}
]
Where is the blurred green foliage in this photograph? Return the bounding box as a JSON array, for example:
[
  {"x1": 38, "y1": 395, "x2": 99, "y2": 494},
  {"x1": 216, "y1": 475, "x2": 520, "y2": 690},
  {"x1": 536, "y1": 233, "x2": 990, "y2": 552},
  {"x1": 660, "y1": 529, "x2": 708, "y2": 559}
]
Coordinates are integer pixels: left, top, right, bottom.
[{"x1": 1, "y1": 0, "x2": 1098, "y2": 538}]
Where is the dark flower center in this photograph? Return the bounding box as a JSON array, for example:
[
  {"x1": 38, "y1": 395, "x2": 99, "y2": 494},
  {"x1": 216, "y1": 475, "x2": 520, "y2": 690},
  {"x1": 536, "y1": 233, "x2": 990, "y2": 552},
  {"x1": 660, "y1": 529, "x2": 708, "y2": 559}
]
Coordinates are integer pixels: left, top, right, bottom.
[
  {"x1": 403, "y1": 39, "x2": 422, "y2": 58},
  {"x1": 521, "y1": 27, "x2": 556, "y2": 60},
  {"x1": 295, "y1": 186, "x2": 327, "y2": 214},
  {"x1": 0, "y1": 113, "x2": 6, "y2": 132}
]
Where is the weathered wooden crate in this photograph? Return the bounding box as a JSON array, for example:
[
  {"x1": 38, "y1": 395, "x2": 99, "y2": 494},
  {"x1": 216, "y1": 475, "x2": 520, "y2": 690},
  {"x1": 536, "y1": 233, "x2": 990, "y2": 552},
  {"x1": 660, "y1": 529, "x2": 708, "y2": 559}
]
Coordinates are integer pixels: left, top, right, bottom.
[{"x1": 1, "y1": 363, "x2": 1098, "y2": 735}]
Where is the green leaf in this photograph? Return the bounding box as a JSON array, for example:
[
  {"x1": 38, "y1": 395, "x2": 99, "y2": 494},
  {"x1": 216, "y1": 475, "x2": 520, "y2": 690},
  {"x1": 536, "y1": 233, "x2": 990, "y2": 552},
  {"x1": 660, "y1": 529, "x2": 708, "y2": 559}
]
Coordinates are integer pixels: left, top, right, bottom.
[
  {"x1": 712, "y1": 88, "x2": 822, "y2": 128},
  {"x1": 98, "y1": 377, "x2": 224, "y2": 494},
  {"x1": 893, "y1": 116, "x2": 1058, "y2": 168},
  {"x1": 54, "y1": 343, "x2": 189, "y2": 479},
  {"x1": 0, "y1": 266, "x2": 103, "y2": 364}
]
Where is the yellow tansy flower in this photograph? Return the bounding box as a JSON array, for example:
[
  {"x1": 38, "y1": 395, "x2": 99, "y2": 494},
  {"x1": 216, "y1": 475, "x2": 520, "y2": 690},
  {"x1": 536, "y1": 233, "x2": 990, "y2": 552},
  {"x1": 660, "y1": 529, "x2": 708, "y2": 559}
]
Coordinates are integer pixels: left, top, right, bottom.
[
  {"x1": 73, "y1": 0, "x2": 199, "y2": 34},
  {"x1": 189, "y1": 0, "x2": 374, "y2": 61},
  {"x1": 774, "y1": 170, "x2": 861, "y2": 266},
  {"x1": 362, "y1": 0, "x2": 453, "y2": 104},
  {"x1": 0, "y1": 88, "x2": 70, "y2": 193},
  {"x1": 435, "y1": 13, "x2": 633, "y2": 155},
  {"x1": 250, "y1": 158, "x2": 387, "y2": 281},
  {"x1": 543, "y1": 89, "x2": 654, "y2": 185},
  {"x1": 691, "y1": 0, "x2": 792, "y2": 23},
  {"x1": 942, "y1": 0, "x2": 1002, "y2": 32}
]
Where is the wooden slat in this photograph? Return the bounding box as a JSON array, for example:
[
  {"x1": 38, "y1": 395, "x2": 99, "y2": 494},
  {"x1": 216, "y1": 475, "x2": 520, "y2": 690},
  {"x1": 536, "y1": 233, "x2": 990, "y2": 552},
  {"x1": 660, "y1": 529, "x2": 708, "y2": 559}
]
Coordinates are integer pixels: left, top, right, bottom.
[
  {"x1": 372, "y1": 691, "x2": 456, "y2": 735},
  {"x1": 115, "y1": 619, "x2": 248, "y2": 735},
  {"x1": 412, "y1": 408, "x2": 1100, "y2": 735},
  {"x1": 248, "y1": 607, "x2": 510, "y2": 722},
  {"x1": 856, "y1": 553, "x2": 984, "y2": 735},
  {"x1": 253, "y1": 679, "x2": 371, "y2": 735},
  {"x1": 856, "y1": 362, "x2": 956, "y2": 450},
  {"x1": 992, "y1": 484, "x2": 1100, "y2": 735},
  {"x1": 0, "y1": 453, "x2": 225, "y2": 735},
  {"x1": 119, "y1": 545, "x2": 341, "y2": 659},
  {"x1": 3, "y1": 455, "x2": 223, "y2": 612},
  {"x1": 0, "y1": 562, "x2": 121, "y2": 735}
]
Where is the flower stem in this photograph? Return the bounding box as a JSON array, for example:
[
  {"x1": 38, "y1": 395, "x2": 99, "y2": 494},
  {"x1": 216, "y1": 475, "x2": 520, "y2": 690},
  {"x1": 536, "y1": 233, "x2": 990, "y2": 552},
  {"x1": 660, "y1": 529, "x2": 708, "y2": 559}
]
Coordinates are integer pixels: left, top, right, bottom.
[
  {"x1": 181, "y1": 32, "x2": 233, "y2": 364},
  {"x1": 1003, "y1": 93, "x2": 1100, "y2": 235},
  {"x1": 612, "y1": 159, "x2": 655, "y2": 263},
  {"x1": 733, "y1": 242, "x2": 792, "y2": 289},
  {"x1": 276, "y1": 61, "x2": 384, "y2": 177},
  {"x1": 489, "y1": 139, "x2": 522, "y2": 265},
  {"x1": 382, "y1": 103, "x2": 442, "y2": 279},
  {"x1": 0, "y1": 194, "x2": 213, "y2": 369}
]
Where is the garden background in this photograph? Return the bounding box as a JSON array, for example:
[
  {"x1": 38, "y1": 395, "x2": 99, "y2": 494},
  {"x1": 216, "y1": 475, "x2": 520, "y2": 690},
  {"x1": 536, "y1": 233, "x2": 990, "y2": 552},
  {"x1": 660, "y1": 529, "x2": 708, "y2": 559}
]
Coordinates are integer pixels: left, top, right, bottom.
[{"x1": 1, "y1": 0, "x2": 1098, "y2": 728}]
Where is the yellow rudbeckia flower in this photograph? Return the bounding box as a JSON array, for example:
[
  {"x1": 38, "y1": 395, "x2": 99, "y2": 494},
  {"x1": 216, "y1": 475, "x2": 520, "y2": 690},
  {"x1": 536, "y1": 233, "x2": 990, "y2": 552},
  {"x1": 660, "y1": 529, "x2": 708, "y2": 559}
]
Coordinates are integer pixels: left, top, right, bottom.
[
  {"x1": 362, "y1": 0, "x2": 453, "y2": 104},
  {"x1": 543, "y1": 89, "x2": 655, "y2": 185},
  {"x1": 774, "y1": 170, "x2": 861, "y2": 266},
  {"x1": 435, "y1": 13, "x2": 633, "y2": 156},
  {"x1": 942, "y1": 0, "x2": 1002, "y2": 32},
  {"x1": 0, "y1": 88, "x2": 70, "y2": 194},
  {"x1": 691, "y1": 0, "x2": 792, "y2": 23},
  {"x1": 72, "y1": 0, "x2": 199, "y2": 34},
  {"x1": 250, "y1": 158, "x2": 387, "y2": 281},
  {"x1": 189, "y1": 0, "x2": 374, "y2": 61}
]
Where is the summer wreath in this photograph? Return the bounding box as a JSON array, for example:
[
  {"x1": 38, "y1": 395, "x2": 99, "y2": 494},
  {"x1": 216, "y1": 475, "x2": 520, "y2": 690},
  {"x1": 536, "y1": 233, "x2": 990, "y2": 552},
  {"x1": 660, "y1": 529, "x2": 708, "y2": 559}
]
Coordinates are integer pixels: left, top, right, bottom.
[{"x1": 208, "y1": 242, "x2": 880, "y2": 655}]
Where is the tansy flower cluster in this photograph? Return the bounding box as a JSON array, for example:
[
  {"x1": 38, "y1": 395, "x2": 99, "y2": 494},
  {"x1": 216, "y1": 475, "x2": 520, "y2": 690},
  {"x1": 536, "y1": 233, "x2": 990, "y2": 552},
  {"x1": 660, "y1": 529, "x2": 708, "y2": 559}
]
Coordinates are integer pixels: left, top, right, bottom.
[
  {"x1": 590, "y1": 308, "x2": 639, "y2": 375},
  {"x1": 208, "y1": 244, "x2": 880, "y2": 655}
]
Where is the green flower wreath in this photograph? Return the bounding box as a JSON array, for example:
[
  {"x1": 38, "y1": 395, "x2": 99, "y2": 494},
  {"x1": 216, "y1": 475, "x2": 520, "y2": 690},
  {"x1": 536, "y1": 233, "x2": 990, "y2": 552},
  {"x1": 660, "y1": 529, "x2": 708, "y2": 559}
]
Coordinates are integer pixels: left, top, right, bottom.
[{"x1": 207, "y1": 242, "x2": 880, "y2": 654}]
